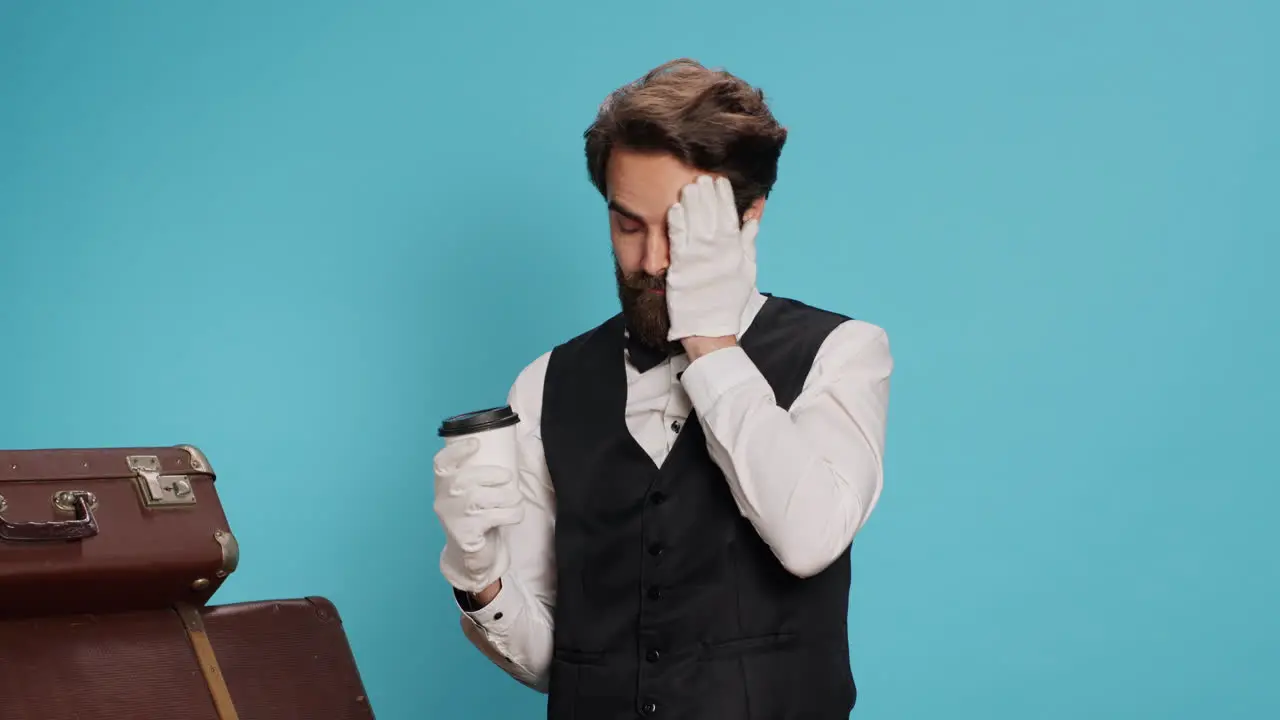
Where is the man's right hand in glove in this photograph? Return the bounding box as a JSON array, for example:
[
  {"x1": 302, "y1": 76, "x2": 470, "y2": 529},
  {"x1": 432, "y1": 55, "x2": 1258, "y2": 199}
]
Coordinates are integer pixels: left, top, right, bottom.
[{"x1": 432, "y1": 437, "x2": 525, "y2": 599}]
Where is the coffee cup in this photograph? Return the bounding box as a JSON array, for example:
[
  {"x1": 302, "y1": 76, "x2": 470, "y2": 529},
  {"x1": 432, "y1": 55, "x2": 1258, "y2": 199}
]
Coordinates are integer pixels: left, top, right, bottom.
[{"x1": 438, "y1": 405, "x2": 520, "y2": 472}]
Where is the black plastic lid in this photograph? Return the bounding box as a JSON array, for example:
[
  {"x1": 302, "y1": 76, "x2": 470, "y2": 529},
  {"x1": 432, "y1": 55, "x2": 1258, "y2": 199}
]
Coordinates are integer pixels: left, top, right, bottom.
[{"x1": 438, "y1": 405, "x2": 520, "y2": 437}]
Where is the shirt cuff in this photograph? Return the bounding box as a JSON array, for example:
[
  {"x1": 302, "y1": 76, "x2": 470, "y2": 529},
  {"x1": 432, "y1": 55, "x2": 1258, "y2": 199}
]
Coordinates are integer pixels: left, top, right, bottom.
[
  {"x1": 453, "y1": 577, "x2": 523, "y2": 635},
  {"x1": 680, "y1": 344, "x2": 772, "y2": 414}
]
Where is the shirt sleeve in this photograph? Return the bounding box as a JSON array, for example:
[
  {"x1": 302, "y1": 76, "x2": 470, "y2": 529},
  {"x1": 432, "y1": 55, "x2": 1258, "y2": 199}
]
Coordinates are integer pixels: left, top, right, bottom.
[
  {"x1": 455, "y1": 351, "x2": 558, "y2": 692},
  {"x1": 679, "y1": 320, "x2": 893, "y2": 578}
]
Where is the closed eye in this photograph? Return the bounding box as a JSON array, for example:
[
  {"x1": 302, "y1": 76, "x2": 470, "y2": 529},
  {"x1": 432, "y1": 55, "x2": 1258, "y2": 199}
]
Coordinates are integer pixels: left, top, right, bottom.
[
  {"x1": 617, "y1": 218, "x2": 642, "y2": 234},
  {"x1": 609, "y1": 201, "x2": 645, "y2": 235}
]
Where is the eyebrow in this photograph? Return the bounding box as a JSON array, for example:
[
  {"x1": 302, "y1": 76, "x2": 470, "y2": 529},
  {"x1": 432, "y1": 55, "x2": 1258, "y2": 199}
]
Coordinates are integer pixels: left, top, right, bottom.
[{"x1": 608, "y1": 200, "x2": 644, "y2": 224}]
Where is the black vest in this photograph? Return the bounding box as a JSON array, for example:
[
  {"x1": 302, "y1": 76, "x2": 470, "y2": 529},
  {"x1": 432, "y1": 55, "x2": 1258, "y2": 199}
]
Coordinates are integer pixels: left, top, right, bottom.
[{"x1": 541, "y1": 295, "x2": 858, "y2": 720}]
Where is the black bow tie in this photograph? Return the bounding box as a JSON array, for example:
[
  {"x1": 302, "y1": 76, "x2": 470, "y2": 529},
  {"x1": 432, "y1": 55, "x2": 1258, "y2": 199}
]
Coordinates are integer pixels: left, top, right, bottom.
[{"x1": 627, "y1": 333, "x2": 684, "y2": 373}]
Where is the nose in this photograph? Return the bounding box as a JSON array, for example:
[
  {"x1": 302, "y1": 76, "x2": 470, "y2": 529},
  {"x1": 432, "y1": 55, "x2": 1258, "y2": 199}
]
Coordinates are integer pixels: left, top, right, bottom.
[{"x1": 640, "y1": 226, "x2": 669, "y2": 277}]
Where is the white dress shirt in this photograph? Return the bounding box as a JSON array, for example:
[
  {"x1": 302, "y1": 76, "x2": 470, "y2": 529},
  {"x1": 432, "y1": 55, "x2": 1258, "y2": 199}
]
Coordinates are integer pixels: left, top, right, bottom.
[{"x1": 456, "y1": 290, "x2": 894, "y2": 692}]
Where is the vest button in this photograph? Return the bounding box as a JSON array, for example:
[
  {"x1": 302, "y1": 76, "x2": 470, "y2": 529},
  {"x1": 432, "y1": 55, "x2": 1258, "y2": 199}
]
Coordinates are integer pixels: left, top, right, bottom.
[
  {"x1": 645, "y1": 649, "x2": 661, "y2": 662},
  {"x1": 647, "y1": 586, "x2": 663, "y2": 600},
  {"x1": 641, "y1": 701, "x2": 658, "y2": 715},
  {"x1": 650, "y1": 492, "x2": 667, "y2": 505},
  {"x1": 648, "y1": 543, "x2": 664, "y2": 557}
]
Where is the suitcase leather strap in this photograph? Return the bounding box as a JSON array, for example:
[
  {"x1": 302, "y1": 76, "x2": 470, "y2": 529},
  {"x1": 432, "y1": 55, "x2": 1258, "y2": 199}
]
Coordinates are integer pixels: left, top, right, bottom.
[{"x1": 176, "y1": 603, "x2": 241, "y2": 720}]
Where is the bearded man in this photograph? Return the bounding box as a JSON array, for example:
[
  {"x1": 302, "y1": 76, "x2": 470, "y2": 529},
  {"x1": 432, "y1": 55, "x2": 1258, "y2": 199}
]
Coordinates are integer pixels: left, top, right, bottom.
[{"x1": 431, "y1": 58, "x2": 894, "y2": 719}]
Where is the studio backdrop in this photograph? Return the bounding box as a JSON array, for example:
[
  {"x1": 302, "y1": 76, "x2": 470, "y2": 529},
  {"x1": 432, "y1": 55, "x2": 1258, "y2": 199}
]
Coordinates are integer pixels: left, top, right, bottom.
[{"x1": 1, "y1": 1, "x2": 1275, "y2": 718}]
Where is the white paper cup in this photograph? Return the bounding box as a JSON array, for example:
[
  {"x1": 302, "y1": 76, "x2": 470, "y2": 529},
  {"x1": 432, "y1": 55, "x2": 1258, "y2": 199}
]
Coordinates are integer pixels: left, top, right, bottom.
[{"x1": 438, "y1": 405, "x2": 520, "y2": 472}]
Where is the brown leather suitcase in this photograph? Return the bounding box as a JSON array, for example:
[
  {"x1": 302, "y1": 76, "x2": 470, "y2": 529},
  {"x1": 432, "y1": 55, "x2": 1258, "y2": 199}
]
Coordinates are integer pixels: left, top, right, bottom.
[
  {"x1": 0, "y1": 596, "x2": 376, "y2": 720},
  {"x1": 0, "y1": 445, "x2": 239, "y2": 617}
]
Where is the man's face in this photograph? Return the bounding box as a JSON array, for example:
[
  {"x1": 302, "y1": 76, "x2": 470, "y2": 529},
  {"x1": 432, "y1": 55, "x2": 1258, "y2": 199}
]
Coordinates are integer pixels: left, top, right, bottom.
[{"x1": 606, "y1": 148, "x2": 763, "y2": 349}]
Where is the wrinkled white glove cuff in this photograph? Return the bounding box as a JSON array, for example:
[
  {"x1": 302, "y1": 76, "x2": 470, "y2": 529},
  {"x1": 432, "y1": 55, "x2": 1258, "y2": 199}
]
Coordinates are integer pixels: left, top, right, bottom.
[
  {"x1": 440, "y1": 538, "x2": 510, "y2": 595},
  {"x1": 666, "y1": 293, "x2": 743, "y2": 340}
]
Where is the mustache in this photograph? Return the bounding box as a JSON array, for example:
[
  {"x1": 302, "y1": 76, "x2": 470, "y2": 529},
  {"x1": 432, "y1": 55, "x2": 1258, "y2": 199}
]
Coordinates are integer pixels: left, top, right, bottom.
[{"x1": 618, "y1": 269, "x2": 666, "y2": 292}]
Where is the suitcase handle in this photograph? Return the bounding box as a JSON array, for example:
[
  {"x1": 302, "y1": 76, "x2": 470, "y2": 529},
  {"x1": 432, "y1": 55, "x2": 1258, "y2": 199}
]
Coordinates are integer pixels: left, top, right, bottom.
[{"x1": 0, "y1": 490, "x2": 100, "y2": 542}]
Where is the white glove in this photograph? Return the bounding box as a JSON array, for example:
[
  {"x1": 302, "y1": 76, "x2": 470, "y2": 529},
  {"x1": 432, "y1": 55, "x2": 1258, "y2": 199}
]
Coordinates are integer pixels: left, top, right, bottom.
[
  {"x1": 665, "y1": 175, "x2": 759, "y2": 341},
  {"x1": 432, "y1": 437, "x2": 524, "y2": 594}
]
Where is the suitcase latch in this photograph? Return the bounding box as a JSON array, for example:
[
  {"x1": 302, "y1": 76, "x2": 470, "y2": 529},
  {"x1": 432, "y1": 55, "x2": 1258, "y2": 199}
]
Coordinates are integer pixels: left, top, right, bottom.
[{"x1": 127, "y1": 455, "x2": 197, "y2": 507}]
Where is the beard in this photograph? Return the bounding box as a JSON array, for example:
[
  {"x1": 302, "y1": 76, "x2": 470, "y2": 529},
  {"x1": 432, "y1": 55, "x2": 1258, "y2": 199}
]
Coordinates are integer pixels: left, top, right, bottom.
[{"x1": 614, "y1": 261, "x2": 671, "y2": 350}]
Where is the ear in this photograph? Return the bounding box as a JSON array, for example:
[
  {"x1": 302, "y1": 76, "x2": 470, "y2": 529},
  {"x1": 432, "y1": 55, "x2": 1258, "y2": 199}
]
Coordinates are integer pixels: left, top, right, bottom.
[
  {"x1": 739, "y1": 197, "x2": 763, "y2": 268},
  {"x1": 743, "y1": 196, "x2": 767, "y2": 224}
]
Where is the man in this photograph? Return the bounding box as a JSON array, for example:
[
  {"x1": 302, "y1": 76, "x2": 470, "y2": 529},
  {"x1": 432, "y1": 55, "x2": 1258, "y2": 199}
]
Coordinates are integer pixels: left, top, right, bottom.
[{"x1": 432, "y1": 58, "x2": 893, "y2": 719}]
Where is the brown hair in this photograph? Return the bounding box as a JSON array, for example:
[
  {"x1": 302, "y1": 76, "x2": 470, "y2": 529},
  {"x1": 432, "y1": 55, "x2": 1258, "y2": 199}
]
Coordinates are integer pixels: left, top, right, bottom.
[{"x1": 584, "y1": 58, "x2": 788, "y2": 219}]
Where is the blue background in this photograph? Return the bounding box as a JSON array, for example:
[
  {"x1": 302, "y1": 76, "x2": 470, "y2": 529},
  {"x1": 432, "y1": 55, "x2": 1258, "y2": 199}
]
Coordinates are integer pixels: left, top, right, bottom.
[{"x1": 1, "y1": 1, "x2": 1276, "y2": 717}]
